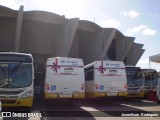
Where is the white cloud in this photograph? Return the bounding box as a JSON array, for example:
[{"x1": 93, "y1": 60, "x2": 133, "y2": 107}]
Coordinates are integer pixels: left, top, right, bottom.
[
  {"x1": 142, "y1": 28, "x2": 156, "y2": 35},
  {"x1": 138, "y1": 58, "x2": 149, "y2": 65},
  {"x1": 126, "y1": 25, "x2": 156, "y2": 36},
  {"x1": 126, "y1": 25, "x2": 147, "y2": 35},
  {"x1": 123, "y1": 10, "x2": 139, "y2": 18},
  {"x1": 98, "y1": 18, "x2": 121, "y2": 28},
  {"x1": 130, "y1": 25, "x2": 147, "y2": 34}
]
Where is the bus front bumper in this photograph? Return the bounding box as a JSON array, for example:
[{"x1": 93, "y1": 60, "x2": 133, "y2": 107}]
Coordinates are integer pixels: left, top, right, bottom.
[
  {"x1": 1, "y1": 97, "x2": 33, "y2": 107},
  {"x1": 127, "y1": 92, "x2": 144, "y2": 97}
]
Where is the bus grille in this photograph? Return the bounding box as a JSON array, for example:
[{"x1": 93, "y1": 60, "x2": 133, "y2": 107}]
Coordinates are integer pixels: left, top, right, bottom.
[
  {"x1": 0, "y1": 90, "x2": 23, "y2": 95},
  {"x1": 1, "y1": 100, "x2": 17, "y2": 104},
  {"x1": 128, "y1": 93, "x2": 138, "y2": 96},
  {"x1": 0, "y1": 96, "x2": 18, "y2": 99},
  {"x1": 127, "y1": 87, "x2": 139, "y2": 91}
]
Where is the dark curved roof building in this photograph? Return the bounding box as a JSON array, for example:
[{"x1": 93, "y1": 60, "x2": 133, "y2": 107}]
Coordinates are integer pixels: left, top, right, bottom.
[{"x1": 0, "y1": 5, "x2": 145, "y2": 71}]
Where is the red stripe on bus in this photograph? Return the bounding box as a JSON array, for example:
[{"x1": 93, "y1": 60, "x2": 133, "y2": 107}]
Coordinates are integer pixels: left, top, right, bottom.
[
  {"x1": 101, "y1": 74, "x2": 121, "y2": 76},
  {"x1": 54, "y1": 73, "x2": 78, "y2": 75},
  {"x1": 47, "y1": 65, "x2": 83, "y2": 68},
  {"x1": 95, "y1": 68, "x2": 125, "y2": 69}
]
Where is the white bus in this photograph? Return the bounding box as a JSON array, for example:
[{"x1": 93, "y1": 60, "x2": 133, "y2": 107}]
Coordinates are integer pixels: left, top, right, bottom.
[
  {"x1": 44, "y1": 57, "x2": 85, "y2": 99},
  {"x1": 0, "y1": 52, "x2": 34, "y2": 107},
  {"x1": 125, "y1": 66, "x2": 144, "y2": 97},
  {"x1": 84, "y1": 61, "x2": 127, "y2": 98}
]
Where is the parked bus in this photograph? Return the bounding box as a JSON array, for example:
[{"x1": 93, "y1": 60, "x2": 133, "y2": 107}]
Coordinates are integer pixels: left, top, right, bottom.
[
  {"x1": 148, "y1": 54, "x2": 160, "y2": 103},
  {"x1": 142, "y1": 69, "x2": 158, "y2": 98},
  {"x1": 44, "y1": 57, "x2": 85, "y2": 100},
  {"x1": 84, "y1": 61, "x2": 127, "y2": 98},
  {"x1": 157, "y1": 78, "x2": 160, "y2": 104},
  {"x1": 125, "y1": 66, "x2": 144, "y2": 97},
  {"x1": 0, "y1": 52, "x2": 34, "y2": 107}
]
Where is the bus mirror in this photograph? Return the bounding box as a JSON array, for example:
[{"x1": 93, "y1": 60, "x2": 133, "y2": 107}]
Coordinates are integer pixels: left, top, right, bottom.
[
  {"x1": 34, "y1": 65, "x2": 38, "y2": 72},
  {"x1": 127, "y1": 73, "x2": 130, "y2": 75}
]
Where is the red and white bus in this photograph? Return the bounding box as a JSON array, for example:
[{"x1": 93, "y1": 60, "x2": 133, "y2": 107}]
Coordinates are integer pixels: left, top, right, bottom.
[
  {"x1": 84, "y1": 61, "x2": 127, "y2": 98},
  {"x1": 44, "y1": 57, "x2": 85, "y2": 100}
]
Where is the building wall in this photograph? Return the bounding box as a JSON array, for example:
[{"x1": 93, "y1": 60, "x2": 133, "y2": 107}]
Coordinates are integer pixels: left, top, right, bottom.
[
  {"x1": 0, "y1": 17, "x2": 16, "y2": 51},
  {"x1": 0, "y1": 5, "x2": 145, "y2": 68},
  {"x1": 78, "y1": 29, "x2": 108, "y2": 65}
]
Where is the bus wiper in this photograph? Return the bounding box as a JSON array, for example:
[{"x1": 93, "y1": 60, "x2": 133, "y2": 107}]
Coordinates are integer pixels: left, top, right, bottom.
[
  {"x1": 0, "y1": 64, "x2": 6, "y2": 73},
  {"x1": 12, "y1": 62, "x2": 22, "y2": 73},
  {"x1": 0, "y1": 82, "x2": 9, "y2": 88}
]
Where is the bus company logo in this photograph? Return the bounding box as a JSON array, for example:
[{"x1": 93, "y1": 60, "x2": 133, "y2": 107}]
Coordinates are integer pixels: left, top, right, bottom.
[
  {"x1": 60, "y1": 60, "x2": 65, "y2": 63},
  {"x1": 110, "y1": 64, "x2": 120, "y2": 68},
  {"x1": 106, "y1": 63, "x2": 109, "y2": 66}
]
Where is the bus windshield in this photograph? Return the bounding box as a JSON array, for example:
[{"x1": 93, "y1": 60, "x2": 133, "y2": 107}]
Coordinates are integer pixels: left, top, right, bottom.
[
  {"x1": 126, "y1": 67, "x2": 143, "y2": 87},
  {"x1": 144, "y1": 72, "x2": 158, "y2": 86},
  {"x1": 0, "y1": 63, "x2": 32, "y2": 88}
]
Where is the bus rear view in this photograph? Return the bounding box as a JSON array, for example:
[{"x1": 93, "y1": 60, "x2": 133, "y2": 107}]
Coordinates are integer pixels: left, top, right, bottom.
[
  {"x1": 44, "y1": 57, "x2": 85, "y2": 100},
  {"x1": 0, "y1": 52, "x2": 34, "y2": 107},
  {"x1": 85, "y1": 61, "x2": 127, "y2": 98}
]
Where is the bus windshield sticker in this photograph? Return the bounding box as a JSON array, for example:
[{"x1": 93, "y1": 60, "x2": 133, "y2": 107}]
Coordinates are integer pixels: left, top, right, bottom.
[
  {"x1": 99, "y1": 85, "x2": 104, "y2": 91},
  {"x1": 51, "y1": 85, "x2": 56, "y2": 91}
]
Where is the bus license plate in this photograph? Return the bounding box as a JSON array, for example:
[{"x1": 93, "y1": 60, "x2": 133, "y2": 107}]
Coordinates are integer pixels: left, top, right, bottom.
[
  {"x1": 59, "y1": 94, "x2": 72, "y2": 98},
  {"x1": 107, "y1": 93, "x2": 117, "y2": 96}
]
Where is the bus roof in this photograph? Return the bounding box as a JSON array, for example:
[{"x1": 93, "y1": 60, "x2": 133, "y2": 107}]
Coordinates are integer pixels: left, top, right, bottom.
[
  {"x1": 125, "y1": 65, "x2": 141, "y2": 68},
  {"x1": 0, "y1": 52, "x2": 33, "y2": 63},
  {"x1": 0, "y1": 52, "x2": 32, "y2": 56},
  {"x1": 84, "y1": 60, "x2": 125, "y2": 69},
  {"x1": 46, "y1": 57, "x2": 84, "y2": 66},
  {"x1": 47, "y1": 57, "x2": 83, "y2": 60}
]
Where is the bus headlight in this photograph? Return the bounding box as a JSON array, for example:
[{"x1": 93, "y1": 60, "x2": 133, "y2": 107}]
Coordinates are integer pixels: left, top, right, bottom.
[{"x1": 20, "y1": 91, "x2": 32, "y2": 99}]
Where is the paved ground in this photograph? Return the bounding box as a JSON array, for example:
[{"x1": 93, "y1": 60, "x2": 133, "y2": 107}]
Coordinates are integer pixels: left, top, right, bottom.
[{"x1": 1, "y1": 97, "x2": 160, "y2": 120}]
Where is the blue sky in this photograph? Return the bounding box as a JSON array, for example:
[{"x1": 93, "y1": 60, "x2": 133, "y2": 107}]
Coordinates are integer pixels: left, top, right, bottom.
[{"x1": 0, "y1": 0, "x2": 160, "y2": 71}]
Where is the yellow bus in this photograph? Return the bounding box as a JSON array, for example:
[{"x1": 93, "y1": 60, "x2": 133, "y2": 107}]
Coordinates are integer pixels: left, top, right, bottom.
[
  {"x1": 125, "y1": 66, "x2": 144, "y2": 97},
  {"x1": 0, "y1": 52, "x2": 34, "y2": 107}
]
